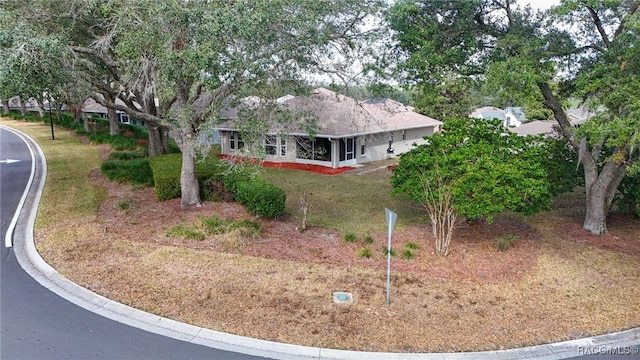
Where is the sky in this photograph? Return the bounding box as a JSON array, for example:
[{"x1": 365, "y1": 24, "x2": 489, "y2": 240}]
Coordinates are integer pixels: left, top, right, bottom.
[{"x1": 522, "y1": 0, "x2": 561, "y2": 10}]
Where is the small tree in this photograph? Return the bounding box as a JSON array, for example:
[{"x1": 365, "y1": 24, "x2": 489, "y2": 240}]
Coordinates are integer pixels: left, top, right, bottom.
[{"x1": 391, "y1": 118, "x2": 552, "y2": 256}]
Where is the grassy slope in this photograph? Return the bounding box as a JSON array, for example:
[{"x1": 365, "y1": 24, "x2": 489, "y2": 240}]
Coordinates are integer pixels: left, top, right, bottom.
[{"x1": 260, "y1": 167, "x2": 428, "y2": 234}]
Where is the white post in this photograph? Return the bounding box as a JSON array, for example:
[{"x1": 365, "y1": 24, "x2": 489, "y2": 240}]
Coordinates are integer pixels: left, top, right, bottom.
[{"x1": 385, "y1": 208, "x2": 397, "y2": 306}]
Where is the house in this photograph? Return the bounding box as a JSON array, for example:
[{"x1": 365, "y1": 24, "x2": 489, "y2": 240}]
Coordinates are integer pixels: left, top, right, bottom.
[
  {"x1": 469, "y1": 106, "x2": 524, "y2": 127},
  {"x1": 217, "y1": 88, "x2": 443, "y2": 169},
  {"x1": 82, "y1": 97, "x2": 146, "y2": 127},
  {"x1": 509, "y1": 106, "x2": 596, "y2": 137},
  {"x1": 566, "y1": 105, "x2": 596, "y2": 126},
  {"x1": 504, "y1": 107, "x2": 526, "y2": 127},
  {"x1": 509, "y1": 120, "x2": 556, "y2": 137}
]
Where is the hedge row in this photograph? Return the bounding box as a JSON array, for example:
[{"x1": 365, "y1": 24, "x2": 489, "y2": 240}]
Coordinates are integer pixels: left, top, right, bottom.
[{"x1": 222, "y1": 166, "x2": 286, "y2": 219}]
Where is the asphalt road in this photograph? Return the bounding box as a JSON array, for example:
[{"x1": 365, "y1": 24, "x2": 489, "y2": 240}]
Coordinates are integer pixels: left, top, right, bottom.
[{"x1": 0, "y1": 126, "x2": 265, "y2": 360}]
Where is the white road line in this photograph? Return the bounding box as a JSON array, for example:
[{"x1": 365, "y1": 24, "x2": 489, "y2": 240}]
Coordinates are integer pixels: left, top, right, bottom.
[{"x1": 1, "y1": 125, "x2": 36, "y2": 248}]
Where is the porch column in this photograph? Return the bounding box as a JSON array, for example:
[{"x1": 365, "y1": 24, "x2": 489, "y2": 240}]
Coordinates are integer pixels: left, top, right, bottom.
[{"x1": 330, "y1": 139, "x2": 339, "y2": 169}]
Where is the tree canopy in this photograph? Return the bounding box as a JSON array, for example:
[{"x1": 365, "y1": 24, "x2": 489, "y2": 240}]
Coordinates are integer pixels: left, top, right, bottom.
[
  {"x1": 4, "y1": 0, "x2": 385, "y2": 207},
  {"x1": 391, "y1": 118, "x2": 553, "y2": 255},
  {"x1": 388, "y1": 0, "x2": 640, "y2": 234}
]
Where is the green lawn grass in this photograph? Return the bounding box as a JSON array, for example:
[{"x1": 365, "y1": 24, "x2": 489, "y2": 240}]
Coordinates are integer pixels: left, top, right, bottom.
[
  {"x1": 0, "y1": 119, "x2": 107, "y2": 229},
  {"x1": 260, "y1": 168, "x2": 427, "y2": 234}
]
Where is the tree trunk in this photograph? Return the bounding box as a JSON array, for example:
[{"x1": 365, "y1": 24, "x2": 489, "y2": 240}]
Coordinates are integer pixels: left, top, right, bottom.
[
  {"x1": 19, "y1": 97, "x2": 27, "y2": 115},
  {"x1": 108, "y1": 106, "x2": 119, "y2": 136},
  {"x1": 179, "y1": 124, "x2": 201, "y2": 208},
  {"x1": 1, "y1": 99, "x2": 8, "y2": 114},
  {"x1": 34, "y1": 97, "x2": 45, "y2": 117},
  {"x1": 147, "y1": 123, "x2": 169, "y2": 156},
  {"x1": 582, "y1": 160, "x2": 628, "y2": 234},
  {"x1": 537, "y1": 82, "x2": 629, "y2": 235}
]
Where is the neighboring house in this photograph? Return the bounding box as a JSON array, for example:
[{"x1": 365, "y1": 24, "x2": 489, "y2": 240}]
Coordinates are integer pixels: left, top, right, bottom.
[
  {"x1": 469, "y1": 106, "x2": 524, "y2": 127},
  {"x1": 566, "y1": 105, "x2": 596, "y2": 126},
  {"x1": 509, "y1": 106, "x2": 596, "y2": 137},
  {"x1": 82, "y1": 97, "x2": 146, "y2": 127},
  {"x1": 504, "y1": 107, "x2": 526, "y2": 127},
  {"x1": 509, "y1": 120, "x2": 556, "y2": 137},
  {"x1": 217, "y1": 87, "x2": 443, "y2": 169}
]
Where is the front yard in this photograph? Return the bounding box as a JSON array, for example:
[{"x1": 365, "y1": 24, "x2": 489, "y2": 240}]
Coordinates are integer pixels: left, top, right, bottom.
[{"x1": 5, "y1": 118, "x2": 639, "y2": 353}]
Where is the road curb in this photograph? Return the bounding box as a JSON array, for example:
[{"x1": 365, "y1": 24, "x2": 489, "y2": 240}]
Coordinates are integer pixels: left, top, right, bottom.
[{"x1": 7, "y1": 124, "x2": 640, "y2": 360}]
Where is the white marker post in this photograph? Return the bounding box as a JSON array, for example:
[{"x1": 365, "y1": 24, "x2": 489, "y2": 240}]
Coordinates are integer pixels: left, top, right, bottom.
[{"x1": 385, "y1": 207, "x2": 397, "y2": 306}]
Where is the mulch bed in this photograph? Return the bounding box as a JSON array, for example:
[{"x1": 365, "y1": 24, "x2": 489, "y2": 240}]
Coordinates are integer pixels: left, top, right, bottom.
[{"x1": 217, "y1": 154, "x2": 355, "y2": 175}]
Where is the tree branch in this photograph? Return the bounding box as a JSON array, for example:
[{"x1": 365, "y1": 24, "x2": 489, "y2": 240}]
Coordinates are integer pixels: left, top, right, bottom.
[{"x1": 586, "y1": 5, "x2": 611, "y2": 49}]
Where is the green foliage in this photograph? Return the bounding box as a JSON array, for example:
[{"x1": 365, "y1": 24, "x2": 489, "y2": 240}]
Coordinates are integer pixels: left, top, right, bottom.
[
  {"x1": 363, "y1": 235, "x2": 375, "y2": 244},
  {"x1": 495, "y1": 234, "x2": 519, "y2": 252},
  {"x1": 404, "y1": 242, "x2": 419, "y2": 250},
  {"x1": 108, "y1": 150, "x2": 147, "y2": 161},
  {"x1": 234, "y1": 178, "x2": 286, "y2": 219},
  {"x1": 100, "y1": 158, "x2": 154, "y2": 186},
  {"x1": 541, "y1": 138, "x2": 584, "y2": 196},
  {"x1": 148, "y1": 153, "x2": 221, "y2": 201},
  {"x1": 201, "y1": 216, "x2": 262, "y2": 237},
  {"x1": 392, "y1": 118, "x2": 552, "y2": 221},
  {"x1": 220, "y1": 164, "x2": 286, "y2": 218},
  {"x1": 165, "y1": 225, "x2": 205, "y2": 241},
  {"x1": 616, "y1": 172, "x2": 640, "y2": 217},
  {"x1": 382, "y1": 246, "x2": 396, "y2": 257},
  {"x1": 403, "y1": 241, "x2": 420, "y2": 258},
  {"x1": 356, "y1": 247, "x2": 373, "y2": 258},
  {"x1": 116, "y1": 200, "x2": 131, "y2": 211},
  {"x1": 88, "y1": 133, "x2": 139, "y2": 151},
  {"x1": 343, "y1": 232, "x2": 357, "y2": 243},
  {"x1": 388, "y1": 0, "x2": 640, "y2": 234}
]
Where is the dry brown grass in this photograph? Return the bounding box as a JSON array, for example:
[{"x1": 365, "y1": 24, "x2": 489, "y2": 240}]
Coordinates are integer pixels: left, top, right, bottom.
[{"x1": 4, "y1": 118, "x2": 639, "y2": 353}]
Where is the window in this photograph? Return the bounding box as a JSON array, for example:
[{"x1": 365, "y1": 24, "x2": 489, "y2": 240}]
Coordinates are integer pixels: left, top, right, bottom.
[
  {"x1": 230, "y1": 132, "x2": 244, "y2": 150},
  {"x1": 280, "y1": 137, "x2": 287, "y2": 156},
  {"x1": 361, "y1": 143, "x2": 366, "y2": 156},
  {"x1": 265, "y1": 135, "x2": 277, "y2": 155}
]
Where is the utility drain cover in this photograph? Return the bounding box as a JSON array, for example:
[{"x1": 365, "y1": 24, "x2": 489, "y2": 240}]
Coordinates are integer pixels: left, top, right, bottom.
[{"x1": 332, "y1": 291, "x2": 353, "y2": 304}]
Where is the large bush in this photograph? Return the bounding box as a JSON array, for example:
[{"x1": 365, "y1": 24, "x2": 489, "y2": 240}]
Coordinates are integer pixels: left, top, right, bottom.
[
  {"x1": 234, "y1": 178, "x2": 286, "y2": 219},
  {"x1": 219, "y1": 164, "x2": 286, "y2": 218}
]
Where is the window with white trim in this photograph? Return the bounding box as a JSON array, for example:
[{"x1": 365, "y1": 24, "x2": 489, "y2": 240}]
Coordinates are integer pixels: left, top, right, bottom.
[{"x1": 230, "y1": 132, "x2": 244, "y2": 150}]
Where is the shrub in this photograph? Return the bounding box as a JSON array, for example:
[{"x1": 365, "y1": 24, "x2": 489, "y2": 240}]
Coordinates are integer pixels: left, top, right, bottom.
[
  {"x1": 356, "y1": 247, "x2": 373, "y2": 258},
  {"x1": 100, "y1": 158, "x2": 154, "y2": 186},
  {"x1": 404, "y1": 242, "x2": 419, "y2": 250},
  {"x1": 165, "y1": 225, "x2": 204, "y2": 241},
  {"x1": 402, "y1": 248, "x2": 416, "y2": 260},
  {"x1": 402, "y1": 242, "x2": 419, "y2": 260},
  {"x1": 343, "y1": 232, "x2": 357, "y2": 243},
  {"x1": 201, "y1": 216, "x2": 262, "y2": 238},
  {"x1": 234, "y1": 178, "x2": 286, "y2": 218},
  {"x1": 382, "y1": 246, "x2": 396, "y2": 257},
  {"x1": 363, "y1": 235, "x2": 375, "y2": 244},
  {"x1": 116, "y1": 200, "x2": 131, "y2": 211},
  {"x1": 109, "y1": 150, "x2": 147, "y2": 161}
]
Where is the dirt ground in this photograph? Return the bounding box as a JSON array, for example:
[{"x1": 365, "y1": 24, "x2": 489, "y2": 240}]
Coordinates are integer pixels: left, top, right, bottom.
[{"x1": 36, "y1": 157, "x2": 640, "y2": 353}]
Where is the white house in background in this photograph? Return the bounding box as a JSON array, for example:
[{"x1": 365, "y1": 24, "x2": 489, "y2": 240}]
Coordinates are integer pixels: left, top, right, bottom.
[
  {"x1": 82, "y1": 97, "x2": 146, "y2": 127},
  {"x1": 509, "y1": 106, "x2": 597, "y2": 137},
  {"x1": 469, "y1": 106, "x2": 525, "y2": 127},
  {"x1": 566, "y1": 105, "x2": 596, "y2": 126},
  {"x1": 217, "y1": 87, "x2": 443, "y2": 169},
  {"x1": 504, "y1": 107, "x2": 526, "y2": 127}
]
